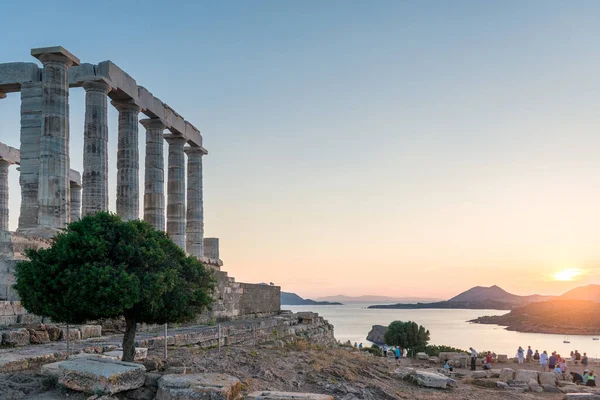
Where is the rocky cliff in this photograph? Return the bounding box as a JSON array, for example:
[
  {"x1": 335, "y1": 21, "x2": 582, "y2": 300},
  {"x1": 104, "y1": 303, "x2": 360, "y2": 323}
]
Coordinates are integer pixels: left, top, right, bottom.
[{"x1": 366, "y1": 324, "x2": 387, "y2": 345}]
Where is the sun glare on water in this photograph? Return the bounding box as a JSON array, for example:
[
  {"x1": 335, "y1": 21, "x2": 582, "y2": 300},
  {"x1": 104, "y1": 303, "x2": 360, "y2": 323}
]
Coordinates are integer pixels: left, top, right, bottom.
[{"x1": 552, "y1": 268, "x2": 583, "y2": 281}]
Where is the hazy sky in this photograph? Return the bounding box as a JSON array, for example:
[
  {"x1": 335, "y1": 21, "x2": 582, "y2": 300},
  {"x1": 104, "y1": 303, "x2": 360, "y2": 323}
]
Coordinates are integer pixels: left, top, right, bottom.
[{"x1": 2, "y1": 0, "x2": 600, "y2": 299}]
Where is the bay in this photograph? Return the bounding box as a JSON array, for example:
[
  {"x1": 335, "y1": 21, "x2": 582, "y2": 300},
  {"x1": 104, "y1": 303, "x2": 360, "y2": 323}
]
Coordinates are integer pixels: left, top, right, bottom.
[{"x1": 286, "y1": 303, "x2": 600, "y2": 358}]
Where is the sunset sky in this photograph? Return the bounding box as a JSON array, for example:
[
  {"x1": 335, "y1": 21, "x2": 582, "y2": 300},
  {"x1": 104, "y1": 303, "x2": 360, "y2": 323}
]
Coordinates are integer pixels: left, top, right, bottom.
[{"x1": 2, "y1": 1, "x2": 600, "y2": 299}]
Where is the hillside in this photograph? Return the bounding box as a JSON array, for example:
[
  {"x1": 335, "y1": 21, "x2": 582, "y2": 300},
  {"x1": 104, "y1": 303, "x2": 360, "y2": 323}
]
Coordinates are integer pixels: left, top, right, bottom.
[
  {"x1": 470, "y1": 299, "x2": 600, "y2": 334},
  {"x1": 315, "y1": 295, "x2": 441, "y2": 303},
  {"x1": 280, "y1": 291, "x2": 342, "y2": 306},
  {"x1": 449, "y1": 285, "x2": 552, "y2": 305},
  {"x1": 560, "y1": 284, "x2": 600, "y2": 302},
  {"x1": 368, "y1": 299, "x2": 514, "y2": 310}
]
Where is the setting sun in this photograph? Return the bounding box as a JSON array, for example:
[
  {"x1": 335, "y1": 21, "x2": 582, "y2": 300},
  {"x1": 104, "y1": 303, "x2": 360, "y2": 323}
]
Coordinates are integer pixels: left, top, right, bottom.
[{"x1": 552, "y1": 268, "x2": 584, "y2": 282}]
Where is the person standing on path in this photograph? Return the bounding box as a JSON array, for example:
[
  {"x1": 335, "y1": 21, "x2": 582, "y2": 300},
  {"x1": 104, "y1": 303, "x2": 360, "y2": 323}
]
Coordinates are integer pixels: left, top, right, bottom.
[
  {"x1": 383, "y1": 344, "x2": 388, "y2": 357},
  {"x1": 394, "y1": 346, "x2": 401, "y2": 364},
  {"x1": 526, "y1": 346, "x2": 533, "y2": 363},
  {"x1": 540, "y1": 350, "x2": 548, "y2": 372},
  {"x1": 517, "y1": 346, "x2": 525, "y2": 364},
  {"x1": 549, "y1": 352, "x2": 557, "y2": 371},
  {"x1": 583, "y1": 353, "x2": 589, "y2": 369},
  {"x1": 469, "y1": 347, "x2": 477, "y2": 371}
]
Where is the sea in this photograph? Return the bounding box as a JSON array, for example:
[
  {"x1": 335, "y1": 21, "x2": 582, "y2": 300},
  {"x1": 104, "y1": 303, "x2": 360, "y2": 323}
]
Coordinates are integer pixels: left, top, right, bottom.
[{"x1": 285, "y1": 303, "x2": 600, "y2": 358}]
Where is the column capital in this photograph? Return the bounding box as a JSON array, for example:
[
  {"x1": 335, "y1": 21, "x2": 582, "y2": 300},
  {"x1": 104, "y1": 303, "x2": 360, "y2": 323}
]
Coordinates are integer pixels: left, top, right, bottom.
[
  {"x1": 184, "y1": 145, "x2": 208, "y2": 156},
  {"x1": 82, "y1": 77, "x2": 112, "y2": 94},
  {"x1": 111, "y1": 100, "x2": 140, "y2": 113},
  {"x1": 163, "y1": 133, "x2": 187, "y2": 146},
  {"x1": 31, "y1": 46, "x2": 80, "y2": 66},
  {"x1": 140, "y1": 118, "x2": 166, "y2": 130}
]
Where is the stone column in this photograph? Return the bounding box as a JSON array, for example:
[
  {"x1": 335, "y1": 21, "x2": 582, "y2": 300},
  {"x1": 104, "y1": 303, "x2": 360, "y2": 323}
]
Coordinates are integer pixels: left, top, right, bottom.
[
  {"x1": 164, "y1": 134, "x2": 187, "y2": 249},
  {"x1": 0, "y1": 161, "x2": 9, "y2": 231},
  {"x1": 82, "y1": 79, "x2": 111, "y2": 215},
  {"x1": 18, "y1": 82, "x2": 42, "y2": 231},
  {"x1": 203, "y1": 237, "x2": 220, "y2": 260},
  {"x1": 70, "y1": 182, "x2": 81, "y2": 222},
  {"x1": 112, "y1": 101, "x2": 140, "y2": 221},
  {"x1": 32, "y1": 47, "x2": 79, "y2": 231},
  {"x1": 184, "y1": 146, "x2": 207, "y2": 257},
  {"x1": 140, "y1": 119, "x2": 165, "y2": 231}
]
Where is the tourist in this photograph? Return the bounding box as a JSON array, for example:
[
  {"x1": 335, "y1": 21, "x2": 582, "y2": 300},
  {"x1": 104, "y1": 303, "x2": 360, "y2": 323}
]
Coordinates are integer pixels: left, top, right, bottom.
[
  {"x1": 583, "y1": 353, "x2": 589, "y2": 368},
  {"x1": 583, "y1": 370, "x2": 590, "y2": 385},
  {"x1": 394, "y1": 346, "x2": 401, "y2": 364},
  {"x1": 587, "y1": 370, "x2": 596, "y2": 387},
  {"x1": 549, "y1": 352, "x2": 557, "y2": 371},
  {"x1": 358, "y1": 343, "x2": 363, "y2": 350},
  {"x1": 469, "y1": 347, "x2": 477, "y2": 371},
  {"x1": 540, "y1": 350, "x2": 548, "y2": 372},
  {"x1": 554, "y1": 364, "x2": 563, "y2": 374},
  {"x1": 559, "y1": 357, "x2": 568, "y2": 373},
  {"x1": 517, "y1": 346, "x2": 525, "y2": 364},
  {"x1": 571, "y1": 351, "x2": 575, "y2": 363},
  {"x1": 533, "y1": 349, "x2": 540, "y2": 362},
  {"x1": 526, "y1": 346, "x2": 533, "y2": 363},
  {"x1": 443, "y1": 359, "x2": 453, "y2": 372},
  {"x1": 383, "y1": 344, "x2": 388, "y2": 357},
  {"x1": 483, "y1": 351, "x2": 493, "y2": 370},
  {"x1": 575, "y1": 350, "x2": 581, "y2": 364},
  {"x1": 571, "y1": 371, "x2": 584, "y2": 385}
]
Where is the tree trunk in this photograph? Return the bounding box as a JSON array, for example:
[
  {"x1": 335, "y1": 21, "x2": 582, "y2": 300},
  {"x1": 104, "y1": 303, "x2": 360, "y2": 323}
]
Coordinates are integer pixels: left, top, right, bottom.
[{"x1": 122, "y1": 317, "x2": 137, "y2": 362}]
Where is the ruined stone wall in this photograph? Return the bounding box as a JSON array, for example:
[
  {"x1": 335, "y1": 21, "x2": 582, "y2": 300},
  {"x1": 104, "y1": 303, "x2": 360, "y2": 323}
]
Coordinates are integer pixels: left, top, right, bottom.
[{"x1": 239, "y1": 283, "x2": 280, "y2": 316}]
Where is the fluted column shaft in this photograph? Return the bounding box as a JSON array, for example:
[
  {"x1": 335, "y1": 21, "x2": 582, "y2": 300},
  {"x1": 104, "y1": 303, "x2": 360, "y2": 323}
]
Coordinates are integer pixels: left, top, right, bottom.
[
  {"x1": 113, "y1": 101, "x2": 140, "y2": 221},
  {"x1": 164, "y1": 134, "x2": 187, "y2": 249},
  {"x1": 70, "y1": 183, "x2": 81, "y2": 222},
  {"x1": 0, "y1": 161, "x2": 9, "y2": 231},
  {"x1": 37, "y1": 55, "x2": 74, "y2": 229},
  {"x1": 141, "y1": 118, "x2": 165, "y2": 231},
  {"x1": 185, "y1": 146, "x2": 207, "y2": 257},
  {"x1": 18, "y1": 82, "x2": 42, "y2": 231},
  {"x1": 82, "y1": 80, "x2": 111, "y2": 215}
]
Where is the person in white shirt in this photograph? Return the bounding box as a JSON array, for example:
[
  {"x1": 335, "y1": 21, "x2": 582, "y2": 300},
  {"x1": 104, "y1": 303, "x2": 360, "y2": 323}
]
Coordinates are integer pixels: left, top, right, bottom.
[
  {"x1": 469, "y1": 347, "x2": 477, "y2": 371},
  {"x1": 540, "y1": 350, "x2": 548, "y2": 372}
]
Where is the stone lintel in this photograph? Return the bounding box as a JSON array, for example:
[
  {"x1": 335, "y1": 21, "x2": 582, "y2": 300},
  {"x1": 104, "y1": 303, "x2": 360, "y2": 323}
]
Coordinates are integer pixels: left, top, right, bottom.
[
  {"x1": 0, "y1": 62, "x2": 40, "y2": 93},
  {"x1": 0, "y1": 143, "x2": 20, "y2": 165},
  {"x1": 31, "y1": 46, "x2": 80, "y2": 66},
  {"x1": 69, "y1": 169, "x2": 81, "y2": 186}
]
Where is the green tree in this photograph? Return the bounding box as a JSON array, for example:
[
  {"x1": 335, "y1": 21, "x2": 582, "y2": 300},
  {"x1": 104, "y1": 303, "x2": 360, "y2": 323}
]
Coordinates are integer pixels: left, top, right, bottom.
[
  {"x1": 14, "y1": 212, "x2": 215, "y2": 362},
  {"x1": 384, "y1": 321, "x2": 430, "y2": 356}
]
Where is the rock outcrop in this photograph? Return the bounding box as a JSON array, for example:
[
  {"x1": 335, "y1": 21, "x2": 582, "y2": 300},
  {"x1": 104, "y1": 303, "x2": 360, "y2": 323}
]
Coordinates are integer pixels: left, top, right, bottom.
[
  {"x1": 366, "y1": 325, "x2": 386, "y2": 345},
  {"x1": 156, "y1": 373, "x2": 241, "y2": 400}
]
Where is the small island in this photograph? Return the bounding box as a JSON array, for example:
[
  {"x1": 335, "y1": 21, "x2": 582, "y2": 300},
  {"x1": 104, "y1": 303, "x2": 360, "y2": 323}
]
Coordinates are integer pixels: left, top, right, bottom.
[{"x1": 280, "y1": 291, "x2": 342, "y2": 306}]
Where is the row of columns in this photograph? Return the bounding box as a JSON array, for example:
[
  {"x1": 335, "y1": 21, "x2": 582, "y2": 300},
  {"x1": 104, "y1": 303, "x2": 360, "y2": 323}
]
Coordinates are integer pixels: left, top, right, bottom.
[{"x1": 4, "y1": 47, "x2": 207, "y2": 258}]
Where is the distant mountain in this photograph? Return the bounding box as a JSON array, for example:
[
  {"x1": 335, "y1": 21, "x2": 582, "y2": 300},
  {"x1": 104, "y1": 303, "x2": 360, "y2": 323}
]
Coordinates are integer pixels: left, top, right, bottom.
[
  {"x1": 314, "y1": 295, "x2": 441, "y2": 304},
  {"x1": 560, "y1": 284, "x2": 600, "y2": 302},
  {"x1": 281, "y1": 291, "x2": 342, "y2": 306},
  {"x1": 449, "y1": 285, "x2": 552, "y2": 305},
  {"x1": 368, "y1": 285, "x2": 553, "y2": 310}
]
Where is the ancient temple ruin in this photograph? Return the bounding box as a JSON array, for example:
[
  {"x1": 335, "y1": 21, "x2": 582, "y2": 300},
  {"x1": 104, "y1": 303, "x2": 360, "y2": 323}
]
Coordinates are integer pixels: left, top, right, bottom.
[{"x1": 0, "y1": 46, "x2": 279, "y2": 321}]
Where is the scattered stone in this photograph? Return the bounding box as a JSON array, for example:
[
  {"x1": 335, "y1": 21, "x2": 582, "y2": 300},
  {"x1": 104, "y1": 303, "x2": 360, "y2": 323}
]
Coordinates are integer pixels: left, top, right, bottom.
[
  {"x1": 28, "y1": 328, "x2": 50, "y2": 344},
  {"x1": 156, "y1": 373, "x2": 241, "y2": 400},
  {"x1": 558, "y1": 381, "x2": 577, "y2": 387},
  {"x1": 416, "y1": 352, "x2": 429, "y2": 360},
  {"x1": 46, "y1": 325, "x2": 61, "y2": 341},
  {"x1": 104, "y1": 348, "x2": 148, "y2": 361},
  {"x1": 123, "y1": 385, "x2": 157, "y2": 400},
  {"x1": 496, "y1": 381, "x2": 508, "y2": 389},
  {"x1": 246, "y1": 392, "x2": 333, "y2": 400},
  {"x1": 472, "y1": 371, "x2": 487, "y2": 379},
  {"x1": 144, "y1": 373, "x2": 161, "y2": 388},
  {"x1": 564, "y1": 394, "x2": 600, "y2": 400},
  {"x1": 499, "y1": 368, "x2": 515, "y2": 382},
  {"x1": 542, "y1": 384, "x2": 560, "y2": 393},
  {"x1": 428, "y1": 356, "x2": 439, "y2": 364},
  {"x1": 539, "y1": 371, "x2": 557, "y2": 386},
  {"x1": 496, "y1": 354, "x2": 508, "y2": 363},
  {"x1": 401, "y1": 369, "x2": 457, "y2": 389},
  {"x1": 528, "y1": 378, "x2": 541, "y2": 392},
  {"x1": 80, "y1": 324, "x2": 102, "y2": 339},
  {"x1": 561, "y1": 385, "x2": 584, "y2": 394},
  {"x1": 1, "y1": 328, "x2": 30, "y2": 346},
  {"x1": 141, "y1": 357, "x2": 163, "y2": 372},
  {"x1": 515, "y1": 369, "x2": 538, "y2": 383},
  {"x1": 18, "y1": 314, "x2": 43, "y2": 324},
  {"x1": 42, "y1": 357, "x2": 146, "y2": 394}
]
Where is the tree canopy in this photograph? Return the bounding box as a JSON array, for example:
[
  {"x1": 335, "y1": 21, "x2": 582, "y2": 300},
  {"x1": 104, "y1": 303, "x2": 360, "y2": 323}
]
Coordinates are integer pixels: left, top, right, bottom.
[
  {"x1": 14, "y1": 212, "x2": 215, "y2": 361},
  {"x1": 384, "y1": 320, "x2": 430, "y2": 356}
]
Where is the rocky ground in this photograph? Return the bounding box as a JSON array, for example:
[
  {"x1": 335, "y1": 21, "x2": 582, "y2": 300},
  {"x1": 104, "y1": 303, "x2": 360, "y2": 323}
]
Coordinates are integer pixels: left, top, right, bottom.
[{"x1": 0, "y1": 340, "x2": 577, "y2": 400}]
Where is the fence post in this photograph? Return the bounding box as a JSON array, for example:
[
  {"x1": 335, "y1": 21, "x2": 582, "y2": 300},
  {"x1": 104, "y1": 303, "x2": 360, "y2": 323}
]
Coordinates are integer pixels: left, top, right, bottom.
[
  {"x1": 164, "y1": 323, "x2": 168, "y2": 360},
  {"x1": 66, "y1": 324, "x2": 70, "y2": 359},
  {"x1": 218, "y1": 324, "x2": 221, "y2": 353}
]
